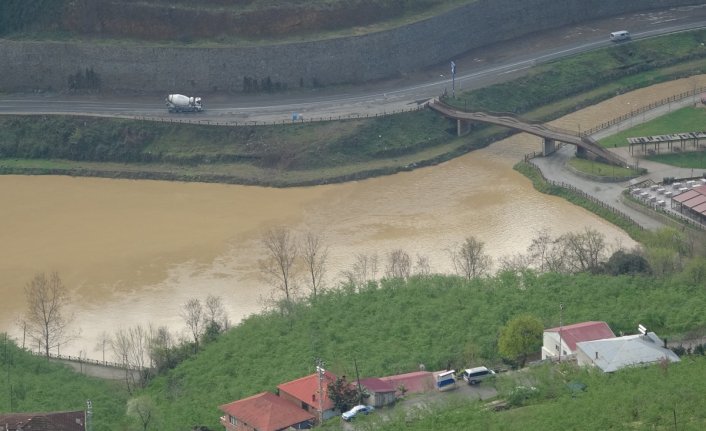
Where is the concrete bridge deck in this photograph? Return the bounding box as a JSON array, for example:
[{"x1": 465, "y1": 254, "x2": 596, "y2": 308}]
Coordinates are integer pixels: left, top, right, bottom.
[{"x1": 428, "y1": 99, "x2": 628, "y2": 167}]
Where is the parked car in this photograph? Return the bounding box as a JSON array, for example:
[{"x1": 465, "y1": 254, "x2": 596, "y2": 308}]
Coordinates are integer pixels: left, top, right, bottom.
[
  {"x1": 341, "y1": 405, "x2": 375, "y2": 421},
  {"x1": 461, "y1": 366, "x2": 496, "y2": 385}
]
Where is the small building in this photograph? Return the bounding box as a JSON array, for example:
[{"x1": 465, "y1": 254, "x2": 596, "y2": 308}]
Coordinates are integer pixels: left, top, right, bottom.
[
  {"x1": 542, "y1": 321, "x2": 616, "y2": 360},
  {"x1": 380, "y1": 370, "x2": 434, "y2": 396},
  {"x1": 576, "y1": 331, "x2": 680, "y2": 373},
  {"x1": 0, "y1": 410, "x2": 87, "y2": 431},
  {"x1": 219, "y1": 392, "x2": 315, "y2": 431},
  {"x1": 277, "y1": 370, "x2": 338, "y2": 422},
  {"x1": 358, "y1": 377, "x2": 396, "y2": 407}
]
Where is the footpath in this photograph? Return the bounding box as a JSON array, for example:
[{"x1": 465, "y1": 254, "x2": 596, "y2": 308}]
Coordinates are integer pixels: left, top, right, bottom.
[{"x1": 531, "y1": 96, "x2": 705, "y2": 232}]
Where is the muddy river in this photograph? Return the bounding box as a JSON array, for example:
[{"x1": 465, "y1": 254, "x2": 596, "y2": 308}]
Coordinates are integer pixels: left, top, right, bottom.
[{"x1": 8, "y1": 76, "x2": 699, "y2": 360}]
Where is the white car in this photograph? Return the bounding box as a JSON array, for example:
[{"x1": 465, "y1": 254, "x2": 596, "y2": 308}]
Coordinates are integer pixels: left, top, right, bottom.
[{"x1": 341, "y1": 404, "x2": 374, "y2": 421}]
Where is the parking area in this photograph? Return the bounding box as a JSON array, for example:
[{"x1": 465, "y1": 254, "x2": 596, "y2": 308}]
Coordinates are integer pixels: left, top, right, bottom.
[{"x1": 340, "y1": 379, "x2": 498, "y2": 430}]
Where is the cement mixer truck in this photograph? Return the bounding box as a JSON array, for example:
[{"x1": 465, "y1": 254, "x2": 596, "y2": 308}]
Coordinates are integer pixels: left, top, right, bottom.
[{"x1": 166, "y1": 94, "x2": 203, "y2": 113}]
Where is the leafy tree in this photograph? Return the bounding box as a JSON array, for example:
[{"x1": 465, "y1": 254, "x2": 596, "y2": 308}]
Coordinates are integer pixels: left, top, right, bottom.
[
  {"x1": 498, "y1": 314, "x2": 543, "y2": 368},
  {"x1": 604, "y1": 250, "x2": 651, "y2": 275},
  {"x1": 127, "y1": 395, "x2": 160, "y2": 431},
  {"x1": 327, "y1": 377, "x2": 361, "y2": 413}
]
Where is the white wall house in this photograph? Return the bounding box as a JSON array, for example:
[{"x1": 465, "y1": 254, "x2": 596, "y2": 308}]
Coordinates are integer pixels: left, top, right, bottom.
[{"x1": 542, "y1": 321, "x2": 616, "y2": 360}]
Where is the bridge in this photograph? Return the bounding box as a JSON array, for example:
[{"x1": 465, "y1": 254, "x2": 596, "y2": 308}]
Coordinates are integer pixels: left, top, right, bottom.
[{"x1": 428, "y1": 99, "x2": 628, "y2": 167}]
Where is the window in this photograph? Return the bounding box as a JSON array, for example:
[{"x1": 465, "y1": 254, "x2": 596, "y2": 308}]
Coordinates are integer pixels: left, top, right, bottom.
[{"x1": 229, "y1": 415, "x2": 237, "y2": 425}]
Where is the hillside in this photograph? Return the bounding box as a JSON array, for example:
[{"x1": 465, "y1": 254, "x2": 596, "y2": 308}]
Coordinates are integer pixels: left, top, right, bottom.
[
  {"x1": 0, "y1": 0, "x2": 467, "y2": 41},
  {"x1": 140, "y1": 271, "x2": 706, "y2": 429}
]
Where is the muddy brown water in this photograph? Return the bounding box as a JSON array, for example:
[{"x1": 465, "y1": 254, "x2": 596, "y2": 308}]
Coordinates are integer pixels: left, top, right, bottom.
[{"x1": 4, "y1": 77, "x2": 702, "y2": 359}]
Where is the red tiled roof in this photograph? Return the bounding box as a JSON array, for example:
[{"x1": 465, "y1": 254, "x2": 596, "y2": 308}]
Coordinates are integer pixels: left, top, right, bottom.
[
  {"x1": 219, "y1": 392, "x2": 314, "y2": 431},
  {"x1": 0, "y1": 411, "x2": 85, "y2": 431},
  {"x1": 277, "y1": 370, "x2": 337, "y2": 411},
  {"x1": 358, "y1": 377, "x2": 395, "y2": 393},
  {"x1": 380, "y1": 371, "x2": 434, "y2": 395},
  {"x1": 545, "y1": 321, "x2": 615, "y2": 351}
]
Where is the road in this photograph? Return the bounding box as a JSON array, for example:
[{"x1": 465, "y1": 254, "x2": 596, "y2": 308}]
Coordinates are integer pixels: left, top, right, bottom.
[{"x1": 2, "y1": 5, "x2": 706, "y2": 123}]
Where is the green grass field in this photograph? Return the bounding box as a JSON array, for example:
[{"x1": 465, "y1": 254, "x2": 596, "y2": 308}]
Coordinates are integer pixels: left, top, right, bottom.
[
  {"x1": 599, "y1": 106, "x2": 706, "y2": 148},
  {"x1": 567, "y1": 158, "x2": 639, "y2": 178}
]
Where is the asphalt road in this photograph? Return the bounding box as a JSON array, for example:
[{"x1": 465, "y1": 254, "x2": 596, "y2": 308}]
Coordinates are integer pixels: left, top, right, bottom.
[{"x1": 3, "y1": 5, "x2": 706, "y2": 123}]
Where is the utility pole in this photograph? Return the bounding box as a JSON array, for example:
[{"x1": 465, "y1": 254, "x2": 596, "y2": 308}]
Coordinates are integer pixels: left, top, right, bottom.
[
  {"x1": 451, "y1": 61, "x2": 456, "y2": 98},
  {"x1": 354, "y1": 358, "x2": 363, "y2": 404},
  {"x1": 558, "y1": 303, "x2": 564, "y2": 362},
  {"x1": 316, "y1": 359, "x2": 325, "y2": 424}
]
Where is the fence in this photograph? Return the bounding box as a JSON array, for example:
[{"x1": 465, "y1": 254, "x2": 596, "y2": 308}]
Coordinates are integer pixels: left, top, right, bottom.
[
  {"x1": 579, "y1": 86, "x2": 706, "y2": 137},
  {"x1": 111, "y1": 104, "x2": 428, "y2": 128},
  {"x1": 527, "y1": 159, "x2": 645, "y2": 230},
  {"x1": 30, "y1": 350, "x2": 145, "y2": 370}
]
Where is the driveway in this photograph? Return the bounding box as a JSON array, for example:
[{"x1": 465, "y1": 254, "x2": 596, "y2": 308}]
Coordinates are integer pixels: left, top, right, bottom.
[{"x1": 340, "y1": 381, "x2": 497, "y2": 430}]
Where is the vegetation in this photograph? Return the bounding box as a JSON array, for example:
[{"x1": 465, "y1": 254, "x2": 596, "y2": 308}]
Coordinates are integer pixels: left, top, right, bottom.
[
  {"x1": 0, "y1": 334, "x2": 130, "y2": 430},
  {"x1": 497, "y1": 315, "x2": 544, "y2": 367},
  {"x1": 567, "y1": 157, "x2": 639, "y2": 178}
]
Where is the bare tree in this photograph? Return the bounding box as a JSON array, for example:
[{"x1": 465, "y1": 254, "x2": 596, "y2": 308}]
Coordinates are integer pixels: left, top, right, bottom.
[
  {"x1": 414, "y1": 254, "x2": 432, "y2": 277},
  {"x1": 449, "y1": 237, "x2": 492, "y2": 279},
  {"x1": 300, "y1": 231, "x2": 328, "y2": 299},
  {"x1": 558, "y1": 228, "x2": 607, "y2": 273},
  {"x1": 385, "y1": 249, "x2": 411, "y2": 279},
  {"x1": 111, "y1": 325, "x2": 151, "y2": 393},
  {"x1": 527, "y1": 228, "x2": 553, "y2": 273},
  {"x1": 180, "y1": 298, "x2": 203, "y2": 349},
  {"x1": 204, "y1": 294, "x2": 228, "y2": 332},
  {"x1": 23, "y1": 272, "x2": 74, "y2": 358},
  {"x1": 497, "y1": 253, "x2": 530, "y2": 274},
  {"x1": 341, "y1": 252, "x2": 379, "y2": 289},
  {"x1": 260, "y1": 227, "x2": 299, "y2": 304}
]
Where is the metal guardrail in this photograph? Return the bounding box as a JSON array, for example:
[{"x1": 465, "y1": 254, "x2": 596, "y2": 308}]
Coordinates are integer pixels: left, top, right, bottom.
[
  {"x1": 31, "y1": 350, "x2": 146, "y2": 370},
  {"x1": 92, "y1": 104, "x2": 428, "y2": 128}
]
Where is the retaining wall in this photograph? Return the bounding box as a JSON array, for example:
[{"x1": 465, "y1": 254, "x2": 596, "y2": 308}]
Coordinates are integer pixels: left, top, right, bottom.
[{"x1": 0, "y1": 0, "x2": 702, "y2": 94}]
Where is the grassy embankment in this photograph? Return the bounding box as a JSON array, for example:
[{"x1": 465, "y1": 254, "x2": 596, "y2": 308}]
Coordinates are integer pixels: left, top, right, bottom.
[
  {"x1": 4, "y1": 30, "x2": 706, "y2": 186},
  {"x1": 5, "y1": 269, "x2": 706, "y2": 430},
  {"x1": 0, "y1": 336, "x2": 130, "y2": 429}
]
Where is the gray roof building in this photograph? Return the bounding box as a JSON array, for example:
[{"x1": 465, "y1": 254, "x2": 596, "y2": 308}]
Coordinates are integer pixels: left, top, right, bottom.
[{"x1": 576, "y1": 332, "x2": 680, "y2": 373}]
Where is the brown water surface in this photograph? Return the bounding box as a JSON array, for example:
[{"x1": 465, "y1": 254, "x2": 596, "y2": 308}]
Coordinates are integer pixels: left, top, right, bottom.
[{"x1": 9, "y1": 75, "x2": 703, "y2": 358}]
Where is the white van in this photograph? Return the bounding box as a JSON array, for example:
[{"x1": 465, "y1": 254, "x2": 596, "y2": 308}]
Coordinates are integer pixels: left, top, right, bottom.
[
  {"x1": 461, "y1": 366, "x2": 496, "y2": 385},
  {"x1": 610, "y1": 31, "x2": 630, "y2": 42}
]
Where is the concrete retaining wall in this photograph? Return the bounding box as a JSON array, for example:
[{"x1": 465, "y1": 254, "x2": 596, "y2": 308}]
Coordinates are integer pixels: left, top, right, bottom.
[{"x1": 0, "y1": 0, "x2": 702, "y2": 94}]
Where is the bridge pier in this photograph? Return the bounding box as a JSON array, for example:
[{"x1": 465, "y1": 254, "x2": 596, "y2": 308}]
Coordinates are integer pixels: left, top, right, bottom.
[
  {"x1": 542, "y1": 138, "x2": 556, "y2": 156},
  {"x1": 575, "y1": 146, "x2": 588, "y2": 158},
  {"x1": 457, "y1": 119, "x2": 472, "y2": 136}
]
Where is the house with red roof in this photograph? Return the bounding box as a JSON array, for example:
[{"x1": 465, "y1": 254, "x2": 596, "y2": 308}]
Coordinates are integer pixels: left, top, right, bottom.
[
  {"x1": 0, "y1": 410, "x2": 86, "y2": 431},
  {"x1": 380, "y1": 370, "x2": 434, "y2": 396},
  {"x1": 358, "y1": 377, "x2": 396, "y2": 407},
  {"x1": 219, "y1": 392, "x2": 315, "y2": 431},
  {"x1": 277, "y1": 370, "x2": 338, "y2": 422},
  {"x1": 542, "y1": 321, "x2": 616, "y2": 360}
]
